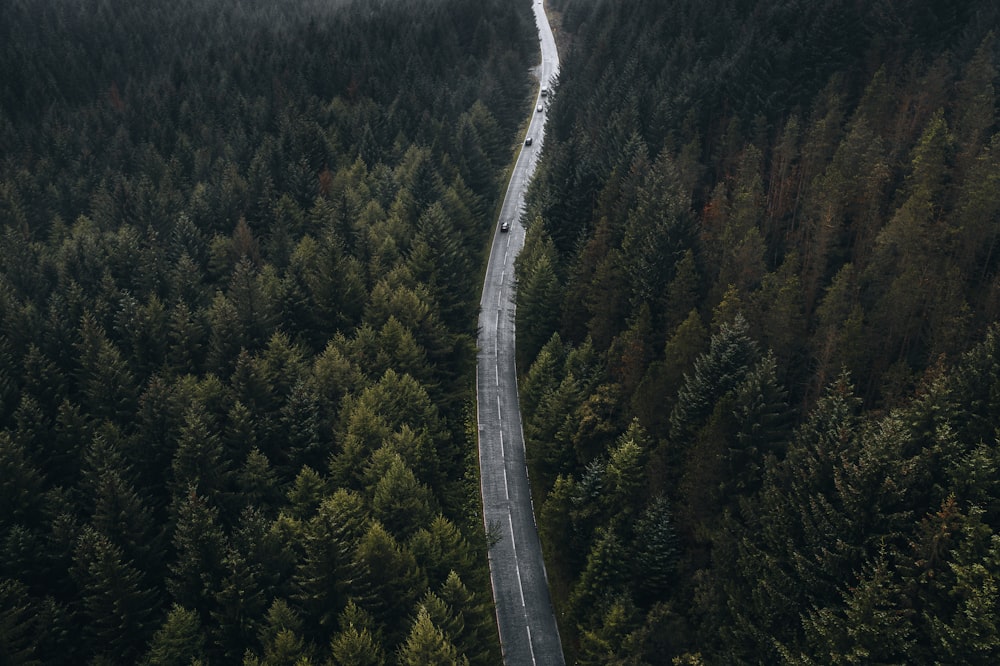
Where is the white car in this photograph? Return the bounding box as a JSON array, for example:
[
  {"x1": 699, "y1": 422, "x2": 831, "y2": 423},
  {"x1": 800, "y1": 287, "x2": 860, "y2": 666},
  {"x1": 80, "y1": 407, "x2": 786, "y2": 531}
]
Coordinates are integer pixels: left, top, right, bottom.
[{"x1": 536, "y1": 104, "x2": 543, "y2": 112}]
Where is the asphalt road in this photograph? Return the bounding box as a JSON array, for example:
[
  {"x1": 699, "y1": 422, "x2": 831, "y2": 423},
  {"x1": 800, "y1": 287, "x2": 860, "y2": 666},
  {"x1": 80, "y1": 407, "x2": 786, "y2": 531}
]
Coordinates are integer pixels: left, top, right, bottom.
[{"x1": 476, "y1": 2, "x2": 562, "y2": 665}]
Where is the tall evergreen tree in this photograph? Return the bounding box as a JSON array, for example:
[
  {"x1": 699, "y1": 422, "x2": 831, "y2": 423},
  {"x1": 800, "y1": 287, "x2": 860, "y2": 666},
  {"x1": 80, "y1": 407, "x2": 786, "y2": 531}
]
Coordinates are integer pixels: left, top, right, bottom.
[
  {"x1": 328, "y1": 601, "x2": 386, "y2": 666},
  {"x1": 0, "y1": 578, "x2": 41, "y2": 666},
  {"x1": 293, "y1": 489, "x2": 369, "y2": 640},
  {"x1": 631, "y1": 497, "x2": 679, "y2": 606},
  {"x1": 397, "y1": 605, "x2": 469, "y2": 666},
  {"x1": 144, "y1": 605, "x2": 207, "y2": 666},
  {"x1": 167, "y1": 488, "x2": 228, "y2": 620},
  {"x1": 0, "y1": 432, "x2": 45, "y2": 531},
  {"x1": 350, "y1": 521, "x2": 427, "y2": 646},
  {"x1": 71, "y1": 527, "x2": 161, "y2": 663},
  {"x1": 370, "y1": 454, "x2": 437, "y2": 541},
  {"x1": 515, "y1": 228, "x2": 564, "y2": 367},
  {"x1": 170, "y1": 403, "x2": 233, "y2": 515},
  {"x1": 84, "y1": 433, "x2": 165, "y2": 579},
  {"x1": 74, "y1": 311, "x2": 138, "y2": 424}
]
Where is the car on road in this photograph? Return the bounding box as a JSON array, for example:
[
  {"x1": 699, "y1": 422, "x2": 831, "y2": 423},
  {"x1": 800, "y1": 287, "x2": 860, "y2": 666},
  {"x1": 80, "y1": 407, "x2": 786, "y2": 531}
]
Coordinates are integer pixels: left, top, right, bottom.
[
  {"x1": 536, "y1": 103, "x2": 543, "y2": 112},
  {"x1": 524, "y1": 136, "x2": 533, "y2": 146},
  {"x1": 501, "y1": 220, "x2": 510, "y2": 232}
]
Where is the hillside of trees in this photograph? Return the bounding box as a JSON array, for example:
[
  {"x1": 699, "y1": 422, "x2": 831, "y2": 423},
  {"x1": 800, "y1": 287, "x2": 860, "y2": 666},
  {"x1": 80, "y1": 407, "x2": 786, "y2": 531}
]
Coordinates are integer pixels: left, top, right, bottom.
[
  {"x1": 0, "y1": 0, "x2": 537, "y2": 662},
  {"x1": 516, "y1": 0, "x2": 1000, "y2": 663}
]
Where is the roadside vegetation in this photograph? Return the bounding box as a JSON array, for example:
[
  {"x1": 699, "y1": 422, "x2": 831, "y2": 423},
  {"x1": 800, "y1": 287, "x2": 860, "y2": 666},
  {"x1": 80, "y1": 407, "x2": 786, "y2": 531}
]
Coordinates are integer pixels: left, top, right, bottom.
[
  {"x1": 517, "y1": 0, "x2": 1000, "y2": 662},
  {"x1": 0, "y1": 0, "x2": 536, "y2": 662}
]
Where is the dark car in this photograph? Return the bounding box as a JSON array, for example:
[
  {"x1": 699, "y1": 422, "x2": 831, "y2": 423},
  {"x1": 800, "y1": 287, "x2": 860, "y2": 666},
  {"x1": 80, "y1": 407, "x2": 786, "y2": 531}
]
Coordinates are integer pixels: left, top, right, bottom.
[
  {"x1": 525, "y1": 136, "x2": 533, "y2": 146},
  {"x1": 501, "y1": 221, "x2": 510, "y2": 232}
]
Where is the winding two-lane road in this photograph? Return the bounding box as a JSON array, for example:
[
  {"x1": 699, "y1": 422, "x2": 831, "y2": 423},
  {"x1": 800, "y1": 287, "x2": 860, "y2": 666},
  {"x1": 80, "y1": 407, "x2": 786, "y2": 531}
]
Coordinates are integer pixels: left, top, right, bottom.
[{"x1": 477, "y1": 2, "x2": 562, "y2": 665}]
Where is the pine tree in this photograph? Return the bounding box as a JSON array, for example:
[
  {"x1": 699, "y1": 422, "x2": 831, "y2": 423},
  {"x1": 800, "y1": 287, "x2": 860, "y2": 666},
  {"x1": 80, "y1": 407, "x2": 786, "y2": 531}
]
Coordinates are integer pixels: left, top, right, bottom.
[
  {"x1": 409, "y1": 516, "x2": 475, "y2": 591},
  {"x1": 801, "y1": 550, "x2": 915, "y2": 665},
  {"x1": 257, "y1": 331, "x2": 310, "y2": 412},
  {"x1": 332, "y1": 369, "x2": 448, "y2": 491},
  {"x1": 329, "y1": 399, "x2": 391, "y2": 490},
  {"x1": 71, "y1": 527, "x2": 161, "y2": 663},
  {"x1": 576, "y1": 597, "x2": 639, "y2": 666},
  {"x1": 114, "y1": 292, "x2": 169, "y2": 379},
  {"x1": 519, "y1": 332, "x2": 566, "y2": 420},
  {"x1": 725, "y1": 374, "x2": 866, "y2": 662},
  {"x1": 524, "y1": 371, "x2": 583, "y2": 494},
  {"x1": 236, "y1": 447, "x2": 281, "y2": 510},
  {"x1": 953, "y1": 34, "x2": 996, "y2": 172},
  {"x1": 0, "y1": 432, "x2": 45, "y2": 531},
  {"x1": 397, "y1": 145, "x2": 442, "y2": 219},
  {"x1": 328, "y1": 601, "x2": 386, "y2": 666},
  {"x1": 604, "y1": 420, "x2": 649, "y2": 520},
  {"x1": 20, "y1": 343, "x2": 67, "y2": 416},
  {"x1": 572, "y1": 384, "x2": 625, "y2": 464},
  {"x1": 585, "y1": 249, "x2": 629, "y2": 351},
  {"x1": 329, "y1": 624, "x2": 385, "y2": 666},
  {"x1": 397, "y1": 605, "x2": 468, "y2": 666},
  {"x1": 726, "y1": 352, "x2": 793, "y2": 497},
  {"x1": 293, "y1": 489, "x2": 369, "y2": 639},
  {"x1": 0, "y1": 578, "x2": 41, "y2": 666},
  {"x1": 1, "y1": 525, "x2": 49, "y2": 598},
  {"x1": 74, "y1": 311, "x2": 138, "y2": 424},
  {"x1": 231, "y1": 506, "x2": 296, "y2": 599},
  {"x1": 206, "y1": 291, "x2": 246, "y2": 375},
  {"x1": 811, "y1": 263, "x2": 869, "y2": 395},
  {"x1": 350, "y1": 521, "x2": 427, "y2": 646},
  {"x1": 865, "y1": 109, "x2": 956, "y2": 382},
  {"x1": 167, "y1": 487, "x2": 228, "y2": 618},
  {"x1": 279, "y1": 380, "x2": 325, "y2": 477},
  {"x1": 752, "y1": 256, "x2": 807, "y2": 376},
  {"x1": 365, "y1": 276, "x2": 462, "y2": 394},
  {"x1": 608, "y1": 304, "x2": 654, "y2": 400},
  {"x1": 419, "y1": 590, "x2": 465, "y2": 653},
  {"x1": 620, "y1": 149, "x2": 694, "y2": 312},
  {"x1": 166, "y1": 300, "x2": 207, "y2": 375},
  {"x1": 568, "y1": 526, "x2": 628, "y2": 627},
  {"x1": 955, "y1": 133, "x2": 1000, "y2": 290},
  {"x1": 669, "y1": 314, "x2": 758, "y2": 455},
  {"x1": 373, "y1": 317, "x2": 433, "y2": 386},
  {"x1": 539, "y1": 475, "x2": 581, "y2": 584},
  {"x1": 438, "y1": 571, "x2": 496, "y2": 666},
  {"x1": 84, "y1": 433, "x2": 165, "y2": 578},
  {"x1": 631, "y1": 497, "x2": 679, "y2": 606},
  {"x1": 662, "y1": 249, "x2": 701, "y2": 336},
  {"x1": 167, "y1": 251, "x2": 207, "y2": 310},
  {"x1": 49, "y1": 398, "x2": 91, "y2": 493},
  {"x1": 229, "y1": 351, "x2": 276, "y2": 447},
  {"x1": 170, "y1": 404, "x2": 233, "y2": 515},
  {"x1": 411, "y1": 202, "x2": 476, "y2": 330},
  {"x1": 370, "y1": 454, "x2": 437, "y2": 541},
  {"x1": 896, "y1": 499, "x2": 1000, "y2": 664},
  {"x1": 144, "y1": 605, "x2": 207, "y2": 666},
  {"x1": 516, "y1": 227, "x2": 564, "y2": 366},
  {"x1": 292, "y1": 232, "x2": 366, "y2": 337},
  {"x1": 224, "y1": 400, "x2": 259, "y2": 470},
  {"x1": 253, "y1": 598, "x2": 315, "y2": 666},
  {"x1": 285, "y1": 466, "x2": 329, "y2": 520},
  {"x1": 632, "y1": 308, "x2": 709, "y2": 442},
  {"x1": 210, "y1": 548, "x2": 269, "y2": 663},
  {"x1": 450, "y1": 111, "x2": 497, "y2": 205}
]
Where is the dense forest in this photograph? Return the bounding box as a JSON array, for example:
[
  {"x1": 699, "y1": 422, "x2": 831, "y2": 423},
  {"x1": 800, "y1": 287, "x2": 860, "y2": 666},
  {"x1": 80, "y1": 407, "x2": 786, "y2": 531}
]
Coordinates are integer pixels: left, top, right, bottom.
[
  {"x1": 0, "y1": 0, "x2": 537, "y2": 662},
  {"x1": 516, "y1": 0, "x2": 1000, "y2": 663}
]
